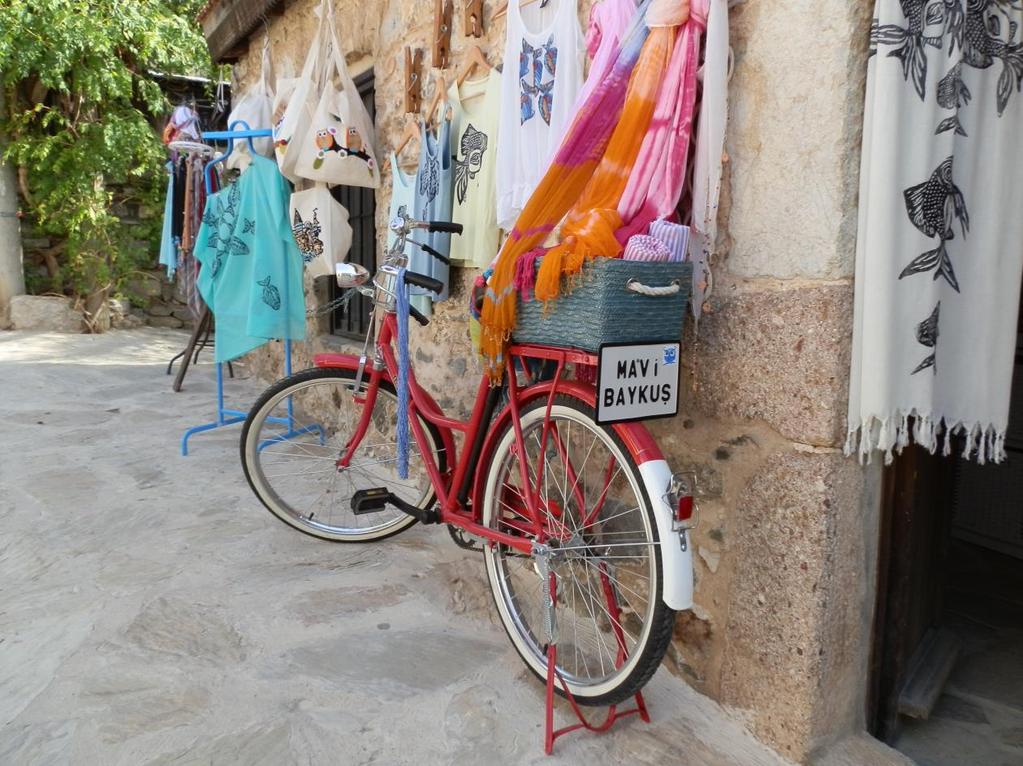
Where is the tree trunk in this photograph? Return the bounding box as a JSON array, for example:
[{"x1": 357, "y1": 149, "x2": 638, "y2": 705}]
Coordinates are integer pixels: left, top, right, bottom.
[{"x1": 0, "y1": 88, "x2": 26, "y2": 324}]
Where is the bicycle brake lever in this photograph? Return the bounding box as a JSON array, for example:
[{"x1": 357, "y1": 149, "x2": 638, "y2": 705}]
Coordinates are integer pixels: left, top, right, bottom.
[{"x1": 409, "y1": 238, "x2": 451, "y2": 266}]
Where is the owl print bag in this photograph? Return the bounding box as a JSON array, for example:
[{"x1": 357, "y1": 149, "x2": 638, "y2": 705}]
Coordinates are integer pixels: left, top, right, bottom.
[
  {"x1": 271, "y1": 4, "x2": 326, "y2": 183},
  {"x1": 289, "y1": 181, "x2": 353, "y2": 278},
  {"x1": 292, "y1": 3, "x2": 380, "y2": 188}
]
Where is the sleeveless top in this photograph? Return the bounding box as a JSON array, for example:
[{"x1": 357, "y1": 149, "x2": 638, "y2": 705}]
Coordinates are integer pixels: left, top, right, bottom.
[
  {"x1": 412, "y1": 120, "x2": 452, "y2": 303},
  {"x1": 447, "y1": 70, "x2": 502, "y2": 268},
  {"x1": 495, "y1": 0, "x2": 583, "y2": 230}
]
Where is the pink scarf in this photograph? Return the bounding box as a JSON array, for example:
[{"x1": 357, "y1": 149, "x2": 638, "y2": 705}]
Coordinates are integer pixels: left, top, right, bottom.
[{"x1": 616, "y1": 0, "x2": 707, "y2": 240}]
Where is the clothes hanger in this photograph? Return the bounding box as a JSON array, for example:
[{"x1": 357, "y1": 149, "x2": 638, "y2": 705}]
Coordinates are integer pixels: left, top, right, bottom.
[
  {"x1": 493, "y1": 0, "x2": 545, "y2": 22},
  {"x1": 424, "y1": 73, "x2": 450, "y2": 129},
  {"x1": 456, "y1": 45, "x2": 492, "y2": 87},
  {"x1": 205, "y1": 121, "x2": 258, "y2": 193},
  {"x1": 394, "y1": 115, "x2": 421, "y2": 159}
]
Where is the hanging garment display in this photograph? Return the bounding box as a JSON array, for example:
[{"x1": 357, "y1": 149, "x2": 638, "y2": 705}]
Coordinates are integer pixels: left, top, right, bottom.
[
  {"x1": 447, "y1": 70, "x2": 502, "y2": 268},
  {"x1": 846, "y1": 0, "x2": 1023, "y2": 465},
  {"x1": 579, "y1": 0, "x2": 638, "y2": 105},
  {"x1": 289, "y1": 181, "x2": 353, "y2": 278},
  {"x1": 481, "y1": 0, "x2": 709, "y2": 380},
  {"x1": 194, "y1": 155, "x2": 306, "y2": 362},
  {"x1": 182, "y1": 154, "x2": 213, "y2": 317},
  {"x1": 387, "y1": 153, "x2": 431, "y2": 315},
  {"x1": 159, "y1": 161, "x2": 178, "y2": 277},
  {"x1": 685, "y1": 0, "x2": 728, "y2": 321},
  {"x1": 412, "y1": 120, "x2": 453, "y2": 303},
  {"x1": 495, "y1": 0, "x2": 584, "y2": 229}
]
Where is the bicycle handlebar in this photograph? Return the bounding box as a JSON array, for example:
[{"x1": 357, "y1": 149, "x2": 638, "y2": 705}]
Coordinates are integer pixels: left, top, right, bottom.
[
  {"x1": 403, "y1": 270, "x2": 444, "y2": 295},
  {"x1": 425, "y1": 220, "x2": 463, "y2": 234}
]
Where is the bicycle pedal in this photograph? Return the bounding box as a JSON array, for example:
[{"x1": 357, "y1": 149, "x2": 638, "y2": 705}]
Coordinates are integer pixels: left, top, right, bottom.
[{"x1": 351, "y1": 487, "x2": 390, "y2": 514}]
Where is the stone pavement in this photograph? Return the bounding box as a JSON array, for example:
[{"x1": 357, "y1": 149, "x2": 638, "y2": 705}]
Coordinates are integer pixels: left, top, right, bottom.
[{"x1": 0, "y1": 329, "x2": 793, "y2": 766}]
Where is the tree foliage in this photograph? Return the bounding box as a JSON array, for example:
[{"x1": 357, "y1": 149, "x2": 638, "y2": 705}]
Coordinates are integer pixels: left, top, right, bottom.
[{"x1": 0, "y1": 0, "x2": 212, "y2": 297}]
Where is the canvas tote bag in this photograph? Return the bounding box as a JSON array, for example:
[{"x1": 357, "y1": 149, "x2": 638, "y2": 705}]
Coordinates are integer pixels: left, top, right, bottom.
[
  {"x1": 291, "y1": 5, "x2": 380, "y2": 188},
  {"x1": 227, "y1": 36, "x2": 275, "y2": 163},
  {"x1": 289, "y1": 181, "x2": 354, "y2": 278},
  {"x1": 272, "y1": 5, "x2": 328, "y2": 182}
]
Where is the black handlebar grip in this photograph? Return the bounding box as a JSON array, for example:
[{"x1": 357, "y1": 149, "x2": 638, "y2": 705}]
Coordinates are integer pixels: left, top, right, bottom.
[
  {"x1": 408, "y1": 305, "x2": 430, "y2": 327},
  {"x1": 403, "y1": 270, "x2": 444, "y2": 295},
  {"x1": 427, "y1": 221, "x2": 464, "y2": 235}
]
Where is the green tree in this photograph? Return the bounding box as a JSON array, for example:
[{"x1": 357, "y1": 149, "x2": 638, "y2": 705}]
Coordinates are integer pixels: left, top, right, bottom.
[{"x1": 0, "y1": 0, "x2": 212, "y2": 316}]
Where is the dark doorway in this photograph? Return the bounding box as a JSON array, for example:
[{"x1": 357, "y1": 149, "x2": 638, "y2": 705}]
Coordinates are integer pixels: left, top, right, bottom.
[{"x1": 870, "y1": 315, "x2": 1023, "y2": 764}]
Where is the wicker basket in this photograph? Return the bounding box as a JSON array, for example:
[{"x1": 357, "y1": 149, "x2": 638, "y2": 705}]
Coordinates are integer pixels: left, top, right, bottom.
[{"x1": 512, "y1": 258, "x2": 692, "y2": 353}]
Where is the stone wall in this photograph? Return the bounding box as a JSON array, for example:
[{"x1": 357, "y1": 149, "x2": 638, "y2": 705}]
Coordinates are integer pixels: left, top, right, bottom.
[
  {"x1": 231, "y1": 1, "x2": 882, "y2": 762},
  {"x1": 126, "y1": 271, "x2": 198, "y2": 331}
]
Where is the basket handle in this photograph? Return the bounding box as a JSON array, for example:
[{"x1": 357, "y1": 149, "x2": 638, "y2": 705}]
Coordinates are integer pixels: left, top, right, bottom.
[{"x1": 625, "y1": 278, "x2": 681, "y2": 297}]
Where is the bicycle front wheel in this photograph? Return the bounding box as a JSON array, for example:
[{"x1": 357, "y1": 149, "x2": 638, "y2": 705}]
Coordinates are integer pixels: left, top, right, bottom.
[
  {"x1": 240, "y1": 367, "x2": 446, "y2": 542},
  {"x1": 481, "y1": 395, "x2": 675, "y2": 706}
]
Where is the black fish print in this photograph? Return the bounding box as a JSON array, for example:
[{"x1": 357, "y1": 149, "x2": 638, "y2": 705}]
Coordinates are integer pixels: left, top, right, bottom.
[
  {"x1": 872, "y1": 0, "x2": 1023, "y2": 113},
  {"x1": 453, "y1": 124, "x2": 489, "y2": 205},
  {"x1": 912, "y1": 301, "x2": 940, "y2": 374},
  {"x1": 960, "y1": 0, "x2": 1023, "y2": 114},
  {"x1": 258, "y1": 275, "x2": 282, "y2": 311},
  {"x1": 418, "y1": 156, "x2": 439, "y2": 205},
  {"x1": 898, "y1": 156, "x2": 969, "y2": 291},
  {"x1": 871, "y1": 0, "x2": 942, "y2": 98},
  {"x1": 227, "y1": 236, "x2": 249, "y2": 257}
]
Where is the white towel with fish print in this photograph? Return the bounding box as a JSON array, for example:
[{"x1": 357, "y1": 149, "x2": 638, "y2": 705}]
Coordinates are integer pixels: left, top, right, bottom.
[{"x1": 846, "y1": 0, "x2": 1023, "y2": 464}]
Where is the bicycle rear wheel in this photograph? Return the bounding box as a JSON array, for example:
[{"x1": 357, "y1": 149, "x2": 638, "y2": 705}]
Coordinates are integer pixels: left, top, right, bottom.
[
  {"x1": 481, "y1": 395, "x2": 675, "y2": 706},
  {"x1": 240, "y1": 367, "x2": 446, "y2": 542}
]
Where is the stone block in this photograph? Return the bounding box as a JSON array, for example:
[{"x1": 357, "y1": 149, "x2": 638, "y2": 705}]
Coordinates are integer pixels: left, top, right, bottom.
[
  {"x1": 147, "y1": 315, "x2": 183, "y2": 329},
  {"x1": 112, "y1": 313, "x2": 144, "y2": 330},
  {"x1": 126, "y1": 272, "x2": 163, "y2": 300},
  {"x1": 692, "y1": 281, "x2": 852, "y2": 447},
  {"x1": 725, "y1": 0, "x2": 872, "y2": 280},
  {"x1": 147, "y1": 303, "x2": 174, "y2": 317},
  {"x1": 9, "y1": 295, "x2": 84, "y2": 333},
  {"x1": 720, "y1": 449, "x2": 868, "y2": 761},
  {"x1": 172, "y1": 309, "x2": 195, "y2": 323}
]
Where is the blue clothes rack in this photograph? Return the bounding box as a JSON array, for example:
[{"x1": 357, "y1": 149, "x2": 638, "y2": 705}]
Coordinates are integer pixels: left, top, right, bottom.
[{"x1": 181, "y1": 122, "x2": 304, "y2": 455}]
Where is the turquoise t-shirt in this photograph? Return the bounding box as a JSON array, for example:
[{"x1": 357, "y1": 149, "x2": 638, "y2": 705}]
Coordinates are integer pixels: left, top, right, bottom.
[{"x1": 194, "y1": 156, "x2": 305, "y2": 362}]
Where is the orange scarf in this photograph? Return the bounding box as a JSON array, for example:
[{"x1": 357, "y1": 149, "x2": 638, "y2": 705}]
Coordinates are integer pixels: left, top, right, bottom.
[{"x1": 480, "y1": 25, "x2": 677, "y2": 380}]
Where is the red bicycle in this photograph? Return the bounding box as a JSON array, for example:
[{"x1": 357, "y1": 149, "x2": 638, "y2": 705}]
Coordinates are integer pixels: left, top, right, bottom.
[{"x1": 240, "y1": 212, "x2": 695, "y2": 707}]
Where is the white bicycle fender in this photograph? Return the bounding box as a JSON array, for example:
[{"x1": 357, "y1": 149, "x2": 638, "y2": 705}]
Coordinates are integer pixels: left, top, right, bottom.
[{"x1": 639, "y1": 459, "x2": 694, "y2": 610}]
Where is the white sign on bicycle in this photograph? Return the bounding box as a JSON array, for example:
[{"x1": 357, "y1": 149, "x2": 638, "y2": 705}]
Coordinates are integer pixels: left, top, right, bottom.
[{"x1": 596, "y1": 342, "x2": 681, "y2": 425}]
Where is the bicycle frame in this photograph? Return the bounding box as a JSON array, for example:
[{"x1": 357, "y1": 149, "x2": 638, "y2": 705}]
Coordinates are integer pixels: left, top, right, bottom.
[{"x1": 313, "y1": 308, "x2": 696, "y2": 606}]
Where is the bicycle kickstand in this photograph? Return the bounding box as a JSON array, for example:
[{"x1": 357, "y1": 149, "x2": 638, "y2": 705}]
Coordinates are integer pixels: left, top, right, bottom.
[{"x1": 536, "y1": 542, "x2": 650, "y2": 756}]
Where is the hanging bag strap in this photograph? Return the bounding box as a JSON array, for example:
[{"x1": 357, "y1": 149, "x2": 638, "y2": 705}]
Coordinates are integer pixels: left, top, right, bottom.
[
  {"x1": 321, "y1": 1, "x2": 378, "y2": 158},
  {"x1": 259, "y1": 34, "x2": 274, "y2": 97}
]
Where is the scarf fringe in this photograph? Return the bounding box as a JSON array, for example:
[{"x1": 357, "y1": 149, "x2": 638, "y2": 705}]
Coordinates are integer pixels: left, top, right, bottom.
[{"x1": 844, "y1": 411, "x2": 1008, "y2": 466}]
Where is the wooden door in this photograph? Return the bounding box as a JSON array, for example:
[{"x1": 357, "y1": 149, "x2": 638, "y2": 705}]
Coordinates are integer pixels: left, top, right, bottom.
[{"x1": 868, "y1": 443, "x2": 957, "y2": 740}]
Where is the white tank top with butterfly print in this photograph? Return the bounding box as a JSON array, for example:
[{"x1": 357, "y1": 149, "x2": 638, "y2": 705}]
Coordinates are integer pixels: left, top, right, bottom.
[{"x1": 495, "y1": 0, "x2": 584, "y2": 231}]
